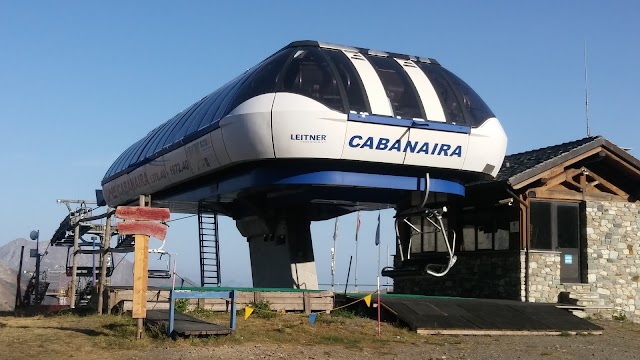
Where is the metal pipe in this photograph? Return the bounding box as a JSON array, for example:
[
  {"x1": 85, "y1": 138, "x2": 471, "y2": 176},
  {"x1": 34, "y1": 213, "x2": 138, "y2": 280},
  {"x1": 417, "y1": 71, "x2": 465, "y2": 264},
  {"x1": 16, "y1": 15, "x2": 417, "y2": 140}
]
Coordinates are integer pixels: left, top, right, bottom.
[
  {"x1": 524, "y1": 195, "x2": 531, "y2": 303},
  {"x1": 79, "y1": 209, "x2": 115, "y2": 223},
  {"x1": 35, "y1": 239, "x2": 40, "y2": 305},
  {"x1": 97, "y1": 211, "x2": 111, "y2": 314},
  {"x1": 70, "y1": 219, "x2": 80, "y2": 308},
  {"x1": 344, "y1": 255, "x2": 353, "y2": 294}
]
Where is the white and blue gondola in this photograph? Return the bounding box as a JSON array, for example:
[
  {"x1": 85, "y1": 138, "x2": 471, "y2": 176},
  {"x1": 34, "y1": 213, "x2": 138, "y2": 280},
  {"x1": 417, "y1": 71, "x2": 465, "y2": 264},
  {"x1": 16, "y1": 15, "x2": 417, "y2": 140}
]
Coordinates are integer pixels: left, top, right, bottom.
[{"x1": 102, "y1": 41, "x2": 507, "y2": 215}]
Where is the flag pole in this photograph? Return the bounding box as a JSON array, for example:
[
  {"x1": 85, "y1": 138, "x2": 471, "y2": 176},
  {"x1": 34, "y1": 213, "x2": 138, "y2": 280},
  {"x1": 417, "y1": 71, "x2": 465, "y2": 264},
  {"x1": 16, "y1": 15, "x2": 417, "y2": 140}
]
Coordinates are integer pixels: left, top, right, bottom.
[
  {"x1": 377, "y1": 275, "x2": 381, "y2": 336},
  {"x1": 375, "y1": 211, "x2": 381, "y2": 336},
  {"x1": 354, "y1": 211, "x2": 360, "y2": 292},
  {"x1": 386, "y1": 245, "x2": 390, "y2": 292},
  {"x1": 331, "y1": 217, "x2": 338, "y2": 292}
]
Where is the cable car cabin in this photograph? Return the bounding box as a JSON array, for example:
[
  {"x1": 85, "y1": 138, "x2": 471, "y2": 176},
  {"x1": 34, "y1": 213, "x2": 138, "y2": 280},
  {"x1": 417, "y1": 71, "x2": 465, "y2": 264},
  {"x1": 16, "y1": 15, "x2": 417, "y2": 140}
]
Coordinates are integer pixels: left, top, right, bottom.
[
  {"x1": 102, "y1": 41, "x2": 507, "y2": 208},
  {"x1": 66, "y1": 244, "x2": 114, "y2": 278}
]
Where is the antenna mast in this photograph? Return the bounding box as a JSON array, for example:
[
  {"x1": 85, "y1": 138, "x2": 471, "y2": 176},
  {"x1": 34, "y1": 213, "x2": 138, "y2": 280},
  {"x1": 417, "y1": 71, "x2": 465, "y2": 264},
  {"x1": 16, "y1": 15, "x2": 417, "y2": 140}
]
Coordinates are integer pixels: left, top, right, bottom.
[{"x1": 584, "y1": 41, "x2": 591, "y2": 137}]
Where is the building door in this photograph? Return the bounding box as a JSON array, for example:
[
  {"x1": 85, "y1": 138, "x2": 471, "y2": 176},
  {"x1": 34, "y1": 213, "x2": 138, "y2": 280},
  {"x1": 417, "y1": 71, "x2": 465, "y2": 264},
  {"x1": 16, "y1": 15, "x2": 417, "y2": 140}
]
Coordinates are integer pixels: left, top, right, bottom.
[
  {"x1": 530, "y1": 201, "x2": 583, "y2": 283},
  {"x1": 555, "y1": 203, "x2": 581, "y2": 283}
]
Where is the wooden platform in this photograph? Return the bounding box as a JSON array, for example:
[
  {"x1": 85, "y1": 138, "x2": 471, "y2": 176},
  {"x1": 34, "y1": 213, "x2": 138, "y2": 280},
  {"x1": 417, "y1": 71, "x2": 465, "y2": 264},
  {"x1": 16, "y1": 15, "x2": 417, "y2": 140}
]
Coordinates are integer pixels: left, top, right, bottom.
[
  {"x1": 341, "y1": 294, "x2": 604, "y2": 335},
  {"x1": 146, "y1": 309, "x2": 233, "y2": 336},
  {"x1": 104, "y1": 286, "x2": 334, "y2": 314}
]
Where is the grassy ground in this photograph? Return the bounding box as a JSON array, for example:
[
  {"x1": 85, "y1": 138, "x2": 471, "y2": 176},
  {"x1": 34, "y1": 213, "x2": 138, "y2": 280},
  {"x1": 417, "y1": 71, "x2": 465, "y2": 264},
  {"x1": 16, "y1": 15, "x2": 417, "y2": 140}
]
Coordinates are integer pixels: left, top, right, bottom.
[
  {"x1": 0, "y1": 308, "x2": 427, "y2": 359},
  {"x1": 1, "y1": 309, "x2": 640, "y2": 360}
]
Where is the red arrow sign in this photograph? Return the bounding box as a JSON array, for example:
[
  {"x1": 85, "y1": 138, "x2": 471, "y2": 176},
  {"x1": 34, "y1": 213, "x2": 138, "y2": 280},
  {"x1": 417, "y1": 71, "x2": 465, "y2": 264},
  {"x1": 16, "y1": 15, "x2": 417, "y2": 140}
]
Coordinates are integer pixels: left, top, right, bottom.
[
  {"x1": 115, "y1": 206, "x2": 170, "y2": 222},
  {"x1": 117, "y1": 221, "x2": 168, "y2": 241}
]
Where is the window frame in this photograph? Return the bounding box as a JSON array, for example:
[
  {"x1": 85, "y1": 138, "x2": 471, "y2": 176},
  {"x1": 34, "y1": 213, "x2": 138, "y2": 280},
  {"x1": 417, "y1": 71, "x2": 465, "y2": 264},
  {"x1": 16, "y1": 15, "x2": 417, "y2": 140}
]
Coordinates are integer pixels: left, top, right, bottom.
[{"x1": 529, "y1": 200, "x2": 582, "y2": 251}]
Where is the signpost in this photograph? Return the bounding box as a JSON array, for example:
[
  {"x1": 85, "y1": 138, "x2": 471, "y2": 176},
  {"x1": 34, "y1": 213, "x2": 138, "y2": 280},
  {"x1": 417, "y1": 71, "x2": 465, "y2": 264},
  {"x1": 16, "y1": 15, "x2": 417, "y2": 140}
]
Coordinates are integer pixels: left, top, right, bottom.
[{"x1": 115, "y1": 198, "x2": 169, "y2": 339}]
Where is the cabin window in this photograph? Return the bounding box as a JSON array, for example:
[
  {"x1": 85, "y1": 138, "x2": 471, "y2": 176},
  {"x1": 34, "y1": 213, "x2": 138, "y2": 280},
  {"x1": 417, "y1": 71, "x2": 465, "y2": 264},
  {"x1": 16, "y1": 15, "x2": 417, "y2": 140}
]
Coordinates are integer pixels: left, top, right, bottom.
[
  {"x1": 279, "y1": 48, "x2": 344, "y2": 112},
  {"x1": 196, "y1": 80, "x2": 237, "y2": 130},
  {"x1": 366, "y1": 55, "x2": 424, "y2": 119},
  {"x1": 415, "y1": 62, "x2": 466, "y2": 125},
  {"x1": 186, "y1": 87, "x2": 224, "y2": 134},
  {"x1": 163, "y1": 97, "x2": 211, "y2": 148},
  {"x1": 322, "y1": 49, "x2": 370, "y2": 114},
  {"x1": 224, "y1": 49, "x2": 294, "y2": 117},
  {"x1": 530, "y1": 201, "x2": 582, "y2": 250},
  {"x1": 439, "y1": 67, "x2": 495, "y2": 127}
]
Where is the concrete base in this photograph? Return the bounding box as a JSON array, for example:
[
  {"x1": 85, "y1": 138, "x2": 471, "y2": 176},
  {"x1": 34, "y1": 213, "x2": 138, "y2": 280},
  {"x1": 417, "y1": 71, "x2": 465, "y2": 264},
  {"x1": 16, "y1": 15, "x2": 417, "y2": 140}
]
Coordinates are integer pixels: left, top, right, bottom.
[{"x1": 240, "y1": 214, "x2": 319, "y2": 289}]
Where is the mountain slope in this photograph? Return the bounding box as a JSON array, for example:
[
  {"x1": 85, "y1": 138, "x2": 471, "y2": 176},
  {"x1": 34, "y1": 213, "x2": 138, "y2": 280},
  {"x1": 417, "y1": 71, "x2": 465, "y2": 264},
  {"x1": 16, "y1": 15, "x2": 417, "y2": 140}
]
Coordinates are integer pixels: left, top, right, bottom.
[{"x1": 0, "y1": 262, "x2": 18, "y2": 311}]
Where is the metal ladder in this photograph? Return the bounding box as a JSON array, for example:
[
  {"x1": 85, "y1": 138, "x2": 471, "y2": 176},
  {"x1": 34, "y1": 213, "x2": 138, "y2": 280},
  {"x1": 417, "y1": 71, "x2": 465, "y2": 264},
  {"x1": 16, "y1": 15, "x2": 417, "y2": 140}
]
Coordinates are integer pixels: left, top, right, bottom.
[{"x1": 198, "y1": 207, "x2": 221, "y2": 287}]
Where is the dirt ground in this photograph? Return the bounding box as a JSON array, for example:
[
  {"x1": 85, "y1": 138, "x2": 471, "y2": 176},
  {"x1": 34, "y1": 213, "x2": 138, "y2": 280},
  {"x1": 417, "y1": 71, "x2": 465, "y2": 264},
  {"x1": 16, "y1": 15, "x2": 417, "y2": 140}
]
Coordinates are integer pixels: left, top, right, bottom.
[{"x1": 0, "y1": 312, "x2": 639, "y2": 360}]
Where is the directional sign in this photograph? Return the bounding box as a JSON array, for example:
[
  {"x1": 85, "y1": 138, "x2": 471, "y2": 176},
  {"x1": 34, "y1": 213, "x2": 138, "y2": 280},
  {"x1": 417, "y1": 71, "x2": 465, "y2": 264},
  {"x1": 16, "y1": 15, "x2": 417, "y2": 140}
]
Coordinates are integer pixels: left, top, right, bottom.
[
  {"x1": 115, "y1": 206, "x2": 170, "y2": 222},
  {"x1": 117, "y1": 221, "x2": 168, "y2": 241}
]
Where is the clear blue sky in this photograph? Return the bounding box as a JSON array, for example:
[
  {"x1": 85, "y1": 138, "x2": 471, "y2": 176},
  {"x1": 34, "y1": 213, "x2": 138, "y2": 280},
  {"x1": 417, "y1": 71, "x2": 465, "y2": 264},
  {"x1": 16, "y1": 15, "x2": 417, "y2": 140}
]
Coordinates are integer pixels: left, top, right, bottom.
[{"x1": 1, "y1": 1, "x2": 638, "y2": 288}]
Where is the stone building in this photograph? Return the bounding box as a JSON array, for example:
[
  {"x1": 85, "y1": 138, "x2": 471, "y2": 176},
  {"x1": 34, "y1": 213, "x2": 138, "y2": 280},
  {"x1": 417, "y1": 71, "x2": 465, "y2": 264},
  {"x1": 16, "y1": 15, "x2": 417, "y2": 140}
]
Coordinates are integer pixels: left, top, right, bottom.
[{"x1": 393, "y1": 136, "x2": 640, "y2": 320}]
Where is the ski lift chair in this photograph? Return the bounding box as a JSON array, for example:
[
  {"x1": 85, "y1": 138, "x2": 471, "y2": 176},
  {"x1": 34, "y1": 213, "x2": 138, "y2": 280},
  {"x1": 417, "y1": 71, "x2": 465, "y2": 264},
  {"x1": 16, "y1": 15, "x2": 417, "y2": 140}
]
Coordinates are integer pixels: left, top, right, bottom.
[
  {"x1": 65, "y1": 243, "x2": 114, "y2": 278},
  {"x1": 381, "y1": 174, "x2": 458, "y2": 279},
  {"x1": 148, "y1": 241, "x2": 173, "y2": 279}
]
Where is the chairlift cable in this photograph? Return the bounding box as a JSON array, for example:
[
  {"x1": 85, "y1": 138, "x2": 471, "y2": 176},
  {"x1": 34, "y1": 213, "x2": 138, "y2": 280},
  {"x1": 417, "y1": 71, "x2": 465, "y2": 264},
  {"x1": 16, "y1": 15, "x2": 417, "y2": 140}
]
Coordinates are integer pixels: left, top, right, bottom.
[{"x1": 165, "y1": 214, "x2": 197, "y2": 223}]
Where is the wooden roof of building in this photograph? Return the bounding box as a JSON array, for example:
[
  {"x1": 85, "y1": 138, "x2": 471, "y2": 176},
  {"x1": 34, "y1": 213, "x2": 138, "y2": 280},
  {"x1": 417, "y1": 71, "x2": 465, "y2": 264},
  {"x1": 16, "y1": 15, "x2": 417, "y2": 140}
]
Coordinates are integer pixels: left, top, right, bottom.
[{"x1": 495, "y1": 136, "x2": 640, "y2": 201}]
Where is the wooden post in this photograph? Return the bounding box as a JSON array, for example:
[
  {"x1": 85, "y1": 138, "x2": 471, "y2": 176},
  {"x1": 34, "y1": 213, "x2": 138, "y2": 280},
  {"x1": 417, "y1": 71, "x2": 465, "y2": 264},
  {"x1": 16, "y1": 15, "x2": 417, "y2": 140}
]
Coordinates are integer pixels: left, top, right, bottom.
[
  {"x1": 133, "y1": 233, "x2": 149, "y2": 338},
  {"x1": 303, "y1": 292, "x2": 311, "y2": 315},
  {"x1": 97, "y1": 212, "x2": 111, "y2": 315},
  {"x1": 133, "y1": 195, "x2": 150, "y2": 339},
  {"x1": 113, "y1": 196, "x2": 169, "y2": 339}
]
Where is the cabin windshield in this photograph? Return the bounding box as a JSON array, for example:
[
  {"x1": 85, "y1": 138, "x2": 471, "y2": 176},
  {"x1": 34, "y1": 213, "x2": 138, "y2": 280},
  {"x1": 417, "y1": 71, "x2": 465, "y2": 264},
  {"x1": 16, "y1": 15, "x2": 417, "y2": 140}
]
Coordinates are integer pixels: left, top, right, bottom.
[{"x1": 279, "y1": 48, "x2": 344, "y2": 112}]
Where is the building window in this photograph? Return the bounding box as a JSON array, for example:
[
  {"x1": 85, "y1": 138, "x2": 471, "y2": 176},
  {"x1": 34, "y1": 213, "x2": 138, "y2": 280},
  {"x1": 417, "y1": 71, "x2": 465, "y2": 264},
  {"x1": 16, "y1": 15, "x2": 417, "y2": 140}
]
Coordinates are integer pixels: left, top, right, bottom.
[
  {"x1": 408, "y1": 215, "x2": 450, "y2": 254},
  {"x1": 530, "y1": 201, "x2": 581, "y2": 250},
  {"x1": 461, "y1": 207, "x2": 516, "y2": 251}
]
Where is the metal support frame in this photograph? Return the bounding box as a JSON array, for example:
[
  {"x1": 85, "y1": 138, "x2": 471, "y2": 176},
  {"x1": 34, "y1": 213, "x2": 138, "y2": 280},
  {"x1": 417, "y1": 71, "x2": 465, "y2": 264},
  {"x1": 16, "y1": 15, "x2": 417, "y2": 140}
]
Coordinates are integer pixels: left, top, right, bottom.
[{"x1": 168, "y1": 290, "x2": 237, "y2": 336}]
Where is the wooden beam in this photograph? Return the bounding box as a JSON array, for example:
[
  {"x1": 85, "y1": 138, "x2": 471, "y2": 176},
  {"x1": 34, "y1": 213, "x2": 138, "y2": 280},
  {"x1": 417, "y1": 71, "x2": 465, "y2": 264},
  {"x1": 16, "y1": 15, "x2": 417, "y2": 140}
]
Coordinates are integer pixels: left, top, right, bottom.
[
  {"x1": 529, "y1": 188, "x2": 625, "y2": 202},
  {"x1": 513, "y1": 167, "x2": 566, "y2": 190},
  {"x1": 133, "y1": 234, "x2": 149, "y2": 320},
  {"x1": 115, "y1": 206, "x2": 170, "y2": 222},
  {"x1": 417, "y1": 329, "x2": 603, "y2": 336},
  {"x1": 512, "y1": 147, "x2": 603, "y2": 189},
  {"x1": 581, "y1": 168, "x2": 630, "y2": 197},
  {"x1": 600, "y1": 149, "x2": 640, "y2": 177},
  {"x1": 117, "y1": 221, "x2": 168, "y2": 240},
  {"x1": 538, "y1": 168, "x2": 582, "y2": 191}
]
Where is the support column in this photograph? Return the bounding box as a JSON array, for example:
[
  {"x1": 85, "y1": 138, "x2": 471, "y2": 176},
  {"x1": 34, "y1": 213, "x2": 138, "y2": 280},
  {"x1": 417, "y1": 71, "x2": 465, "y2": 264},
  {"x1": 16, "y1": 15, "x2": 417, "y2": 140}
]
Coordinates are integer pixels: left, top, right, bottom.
[
  {"x1": 97, "y1": 211, "x2": 112, "y2": 314},
  {"x1": 238, "y1": 213, "x2": 318, "y2": 289},
  {"x1": 70, "y1": 217, "x2": 80, "y2": 308}
]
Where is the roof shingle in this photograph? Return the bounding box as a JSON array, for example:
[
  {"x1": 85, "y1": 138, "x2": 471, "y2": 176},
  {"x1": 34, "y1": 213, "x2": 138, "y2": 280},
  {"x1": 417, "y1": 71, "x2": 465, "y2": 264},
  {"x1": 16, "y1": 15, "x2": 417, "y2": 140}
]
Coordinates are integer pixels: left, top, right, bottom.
[{"x1": 496, "y1": 136, "x2": 601, "y2": 183}]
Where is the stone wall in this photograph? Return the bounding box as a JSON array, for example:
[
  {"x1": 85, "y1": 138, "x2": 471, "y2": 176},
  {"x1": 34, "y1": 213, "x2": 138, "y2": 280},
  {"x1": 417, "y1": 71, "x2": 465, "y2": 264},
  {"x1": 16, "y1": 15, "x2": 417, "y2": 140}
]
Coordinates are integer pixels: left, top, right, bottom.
[
  {"x1": 584, "y1": 201, "x2": 640, "y2": 320},
  {"x1": 394, "y1": 251, "x2": 521, "y2": 300},
  {"x1": 524, "y1": 201, "x2": 640, "y2": 321},
  {"x1": 524, "y1": 251, "x2": 561, "y2": 303}
]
